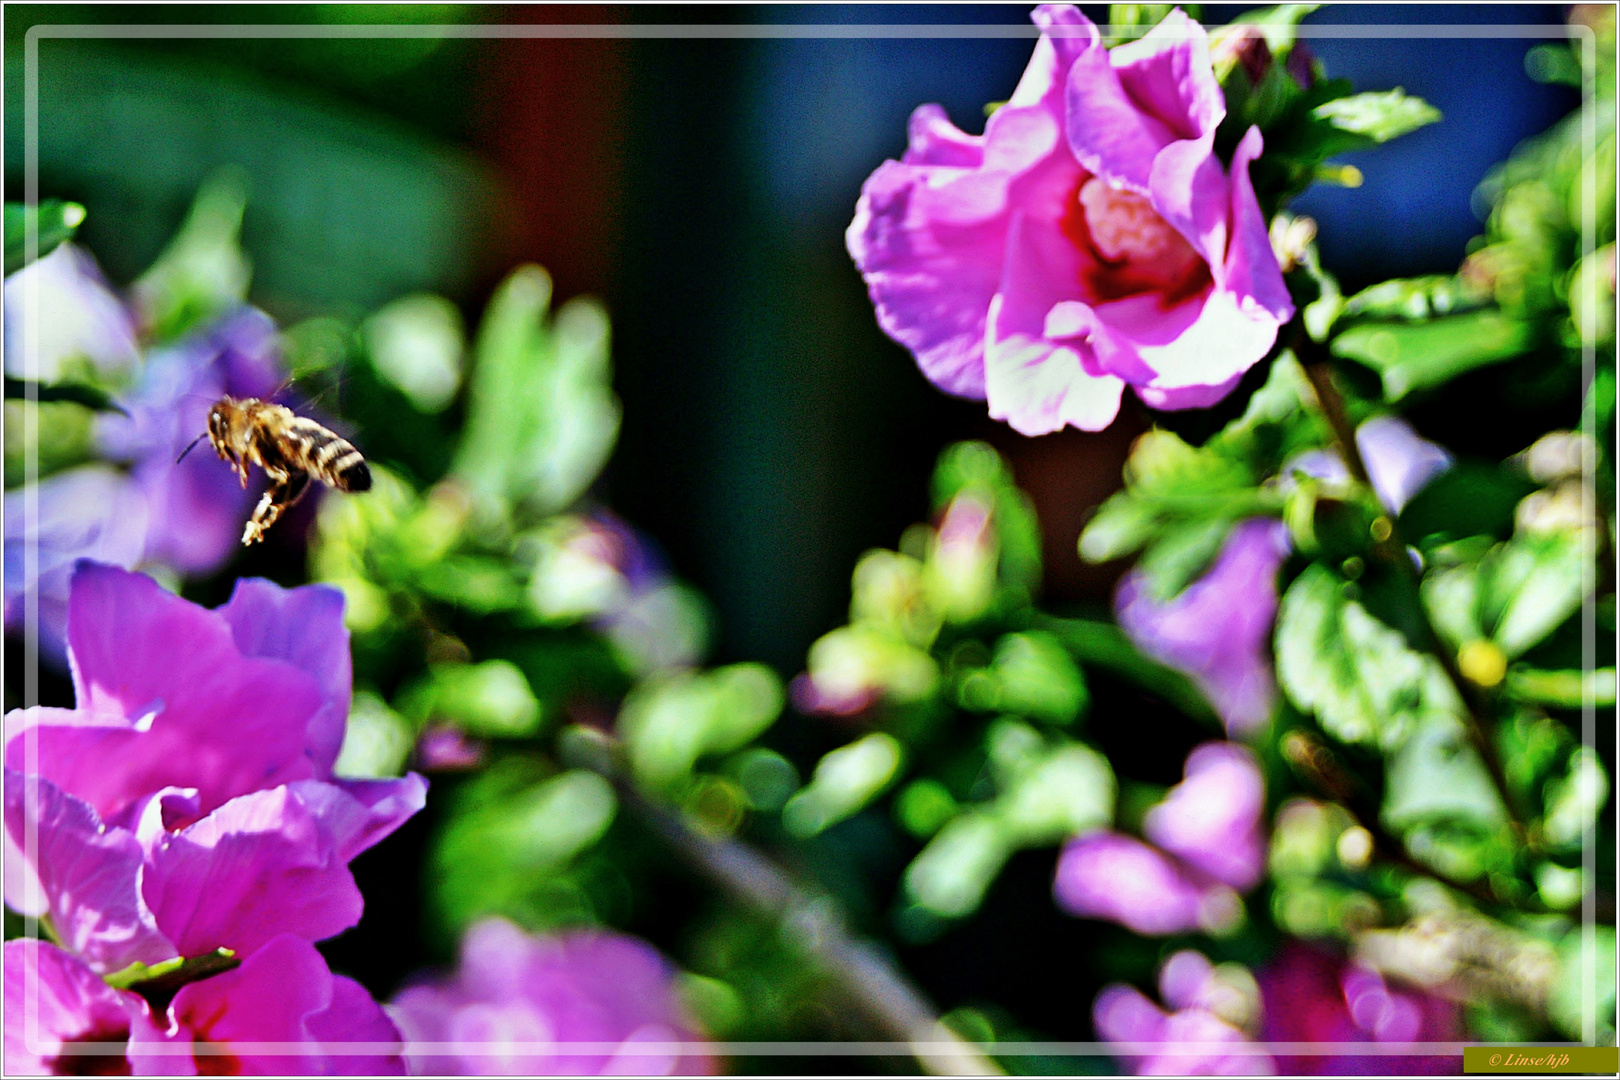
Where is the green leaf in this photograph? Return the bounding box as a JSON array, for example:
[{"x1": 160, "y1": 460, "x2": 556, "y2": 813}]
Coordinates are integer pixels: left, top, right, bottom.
[
  {"x1": 1382, "y1": 713, "x2": 1509, "y2": 834},
  {"x1": 957, "y1": 631, "x2": 1088, "y2": 726},
  {"x1": 1542, "y1": 748, "x2": 1610, "y2": 849},
  {"x1": 1038, "y1": 615, "x2": 1220, "y2": 727},
  {"x1": 3, "y1": 377, "x2": 126, "y2": 415},
  {"x1": 362, "y1": 293, "x2": 465, "y2": 413},
  {"x1": 1331, "y1": 312, "x2": 1537, "y2": 400},
  {"x1": 1340, "y1": 275, "x2": 1486, "y2": 322},
  {"x1": 431, "y1": 764, "x2": 617, "y2": 935},
  {"x1": 400, "y1": 659, "x2": 542, "y2": 738},
  {"x1": 902, "y1": 813, "x2": 1011, "y2": 918},
  {"x1": 782, "y1": 732, "x2": 904, "y2": 838},
  {"x1": 1548, "y1": 926, "x2": 1618, "y2": 1043},
  {"x1": 1481, "y1": 530, "x2": 1590, "y2": 658},
  {"x1": 1505, "y1": 667, "x2": 1618, "y2": 709},
  {"x1": 4, "y1": 201, "x2": 85, "y2": 276},
  {"x1": 1106, "y1": 5, "x2": 1183, "y2": 44},
  {"x1": 996, "y1": 741, "x2": 1115, "y2": 846},
  {"x1": 332, "y1": 691, "x2": 414, "y2": 779},
  {"x1": 453, "y1": 266, "x2": 622, "y2": 518},
  {"x1": 1311, "y1": 89, "x2": 1441, "y2": 144},
  {"x1": 132, "y1": 169, "x2": 252, "y2": 343},
  {"x1": 1276, "y1": 564, "x2": 1459, "y2": 749},
  {"x1": 1398, "y1": 463, "x2": 1537, "y2": 545},
  {"x1": 618, "y1": 665, "x2": 785, "y2": 794},
  {"x1": 1133, "y1": 514, "x2": 1238, "y2": 601}
]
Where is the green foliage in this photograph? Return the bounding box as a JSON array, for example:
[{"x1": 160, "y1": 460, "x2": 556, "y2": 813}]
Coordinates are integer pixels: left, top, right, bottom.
[
  {"x1": 1310, "y1": 89, "x2": 1441, "y2": 145},
  {"x1": 452, "y1": 266, "x2": 621, "y2": 520},
  {"x1": 1331, "y1": 312, "x2": 1537, "y2": 401},
  {"x1": 132, "y1": 169, "x2": 252, "y2": 344},
  {"x1": 618, "y1": 664, "x2": 785, "y2": 796},
  {"x1": 1276, "y1": 563, "x2": 1461, "y2": 750},
  {"x1": 430, "y1": 758, "x2": 618, "y2": 937},
  {"x1": 1421, "y1": 527, "x2": 1592, "y2": 660},
  {"x1": 4, "y1": 200, "x2": 85, "y2": 275},
  {"x1": 783, "y1": 733, "x2": 904, "y2": 838},
  {"x1": 1080, "y1": 354, "x2": 1321, "y2": 597}
]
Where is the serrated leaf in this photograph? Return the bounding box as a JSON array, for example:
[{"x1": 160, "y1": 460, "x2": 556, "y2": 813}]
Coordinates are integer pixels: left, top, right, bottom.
[
  {"x1": 1276, "y1": 564, "x2": 1457, "y2": 749},
  {"x1": 1312, "y1": 89, "x2": 1441, "y2": 144},
  {"x1": 4, "y1": 201, "x2": 86, "y2": 276},
  {"x1": 1331, "y1": 312, "x2": 1536, "y2": 400}
]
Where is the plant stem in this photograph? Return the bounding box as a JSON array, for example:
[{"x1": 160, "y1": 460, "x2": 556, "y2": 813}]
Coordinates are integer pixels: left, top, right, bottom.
[
  {"x1": 1280, "y1": 730, "x2": 1505, "y2": 909},
  {"x1": 1295, "y1": 336, "x2": 1522, "y2": 827},
  {"x1": 586, "y1": 760, "x2": 1001, "y2": 1076}
]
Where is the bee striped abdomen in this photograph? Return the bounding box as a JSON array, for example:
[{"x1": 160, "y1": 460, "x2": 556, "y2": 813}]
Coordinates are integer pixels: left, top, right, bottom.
[{"x1": 281, "y1": 417, "x2": 370, "y2": 492}]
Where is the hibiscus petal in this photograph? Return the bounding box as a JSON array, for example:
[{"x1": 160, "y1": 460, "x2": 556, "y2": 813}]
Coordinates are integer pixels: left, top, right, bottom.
[
  {"x1": 44, "y1": 562, "x2": 319, "y2": 820},
  {"x1": 1093, "y1": 287, "x2": 1280, "y2": 407},
  {"x1": 2, "y1": 770, "x2": 175, "y2": 973},
  {"x1": 847, "y1": 160, "x2": 1011, "y2": 398},
  {"x1": 141, "y1": 786, "x2": 364, "y2": 959},
  {"x1": 1147, "y1": 132, "x2": 1229, "y2": 275},
  {"x1": 1142, "y1": 742, "x2": 1267, "y2": 890},
  {"x1": 286, "y1": 775, "x2": 429, "y2": 864},
  {"x1": 984, "y1": 214, "x2": 1125, "y2": 434},
  {"x1": 902, "y1": 104, "x2": 983, "y2": 168},
  {"x1": 1115, "y1": 517, "x2": 1289, "y2": 736},
  {"x1": 3, "y1": 939, "x2": 156, "y2": 1076},
  {"x1": 167, "y1": 934, "x2": 404, "y2": 1075},
  {"x1": 1223, "y1": 126, "x2": 1294, "y2": 325},
  {"x1": 3, "y1": 467, "x2": 148, "y2": 668},
  {"x1": 1109, "y1": 9, "x2": 1225, "y2": 142},
  {"x1": 1064, "y1": 32, "x2": 1179, "y2": 192},
  {"x1": 218, "y1": 579, "x2": 353, "y2": 778}
]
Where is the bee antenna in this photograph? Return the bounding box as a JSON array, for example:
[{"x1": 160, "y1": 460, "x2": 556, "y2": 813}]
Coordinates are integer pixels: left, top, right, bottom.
[{"x1": 175, "y1": 432, "x2": 207, "y2": 465}]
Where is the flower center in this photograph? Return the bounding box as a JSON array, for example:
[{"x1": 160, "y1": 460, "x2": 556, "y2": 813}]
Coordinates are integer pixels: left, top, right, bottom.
[{"x1": 1079, "y1": 179, "x2": 1187, "y2": 265}]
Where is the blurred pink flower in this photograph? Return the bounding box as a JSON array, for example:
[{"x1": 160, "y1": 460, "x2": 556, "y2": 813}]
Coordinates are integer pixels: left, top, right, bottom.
[
  {"x1": 847, "y1": 5, "x2": 1292, "y2": 435},
  {"x1": 389, "y1": 918, "x2": 712, "y2": 1076},
  {"x1": 1055, "y1": 742, "x2": 1264, "y2": 935},
  {"x1": 4, "y1": 563, "x2": 425, "y2": 973},
  {"x1": 1257, "y1": 944, "x2": 1462, "y2": 1075},
  {"x1": 1115, "y1": 518, "x2": 1291, "y2": 737},
  {"x1": 1094, "y1": 950, "x2": 1272, "y2": 1075},
  {"x1": 3, "y1": 936, "x2": 404, "y2": 1075}
]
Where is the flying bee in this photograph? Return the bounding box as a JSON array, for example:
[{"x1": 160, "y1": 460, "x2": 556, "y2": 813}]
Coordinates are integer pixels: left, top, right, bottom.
[{"x1": 179, "y1": 396, "x2": 371, "y2": 546}]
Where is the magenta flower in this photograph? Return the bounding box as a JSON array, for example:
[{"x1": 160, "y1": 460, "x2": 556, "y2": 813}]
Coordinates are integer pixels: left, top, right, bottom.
[
  {"x1": 1094, "y1": 951, "x2": 1272, "y2": 1075},
  {"x1": 1055, "y1": 742, "x2": 1264, "y2": 935},
  {"x1": 388, "y1": 918, "x2": 713, "y2": 1076},
  {"x1": 4, "y1": 935, "x2": 404, "y2": 1075},
  {"x1": 846, "y1": 5, "x2": 1293, "y2": 435},
  {"x1": 1115, "y1": 518, "x2": 1291, "y2": 737},
  {"x1": 1256, "y1": 944, "x2": 1462, "y2": 1075},
  {"x1": 4, "y1": 563, "x2": 425, "y2": 973}
]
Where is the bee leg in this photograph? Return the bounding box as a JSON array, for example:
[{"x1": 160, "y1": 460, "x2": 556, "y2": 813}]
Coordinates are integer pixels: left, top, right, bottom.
[{"x1": 240, "y1": 473, "x2": 309, "y2": 546}]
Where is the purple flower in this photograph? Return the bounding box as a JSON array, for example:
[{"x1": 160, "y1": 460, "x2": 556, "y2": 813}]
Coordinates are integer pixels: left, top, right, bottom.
[
  {"x1": 1256, "y1": 944, "x2": 1462, "y2": 1075},
  {"x1": 1055, "y1": 742, "x2": 1264, "y2": 935},
  {"x1": 95, "y1": 307, "x2": 285, "y2": 574},
  {"x1": 4, "y1": 935, "x2": 405, "y2": 1075},
  {"x1": 1116, "y1": 518, "x2": 1291, "y2": 737},
  {"x1": 846, "y1": 5, "x2": 1292, "y2": 435},
  {"x1": 388, "y1": 918, "x2": 713, "y2": 1076},
  {"x1": 3, "y1": 467, "x2": 149, "y2": 669},
  {"x1": 3, "y1": 563, "x2": 425, "y2": 973},
  {"x1": 1287, "y1": 416, "x2": 1452, "y2": 515},
  {"x1": 3, "y1": 244, "x2": 139, "y2": 383},
  {"x1": 1094, "y1": 950, "x2": 1272, "y2": 1075},
  {"x1": 5, "y1": 304, "x2": 291, "y2": 666}
]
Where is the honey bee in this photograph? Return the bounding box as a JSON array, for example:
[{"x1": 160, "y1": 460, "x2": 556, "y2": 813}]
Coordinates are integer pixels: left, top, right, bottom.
[{"x1": 180, "y1": 397, "x2": 371, "y2": 545}]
